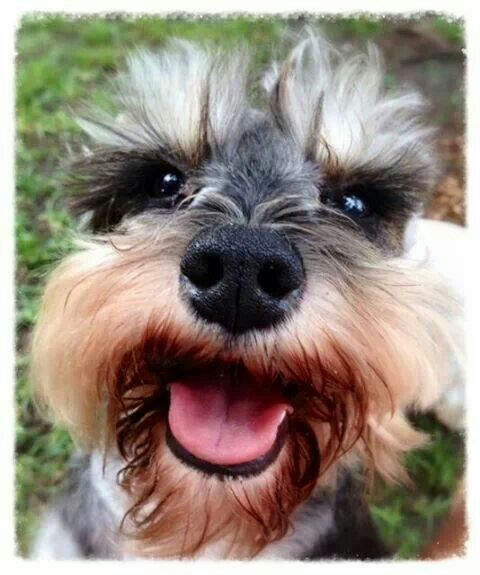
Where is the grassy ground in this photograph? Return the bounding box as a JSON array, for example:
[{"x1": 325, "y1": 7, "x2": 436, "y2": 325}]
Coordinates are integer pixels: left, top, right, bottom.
[{"x1": 16, "y1": 15, "x2": 465, "y2": 558}]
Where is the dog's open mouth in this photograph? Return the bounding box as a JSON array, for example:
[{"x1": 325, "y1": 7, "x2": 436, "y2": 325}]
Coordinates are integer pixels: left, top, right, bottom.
[{"x1": 166, "y1": 370, "x2": 291, "y2": 477}]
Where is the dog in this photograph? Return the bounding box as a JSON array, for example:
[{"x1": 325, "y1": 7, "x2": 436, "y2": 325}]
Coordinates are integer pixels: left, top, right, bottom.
[{"x1": 29, "y1": 33, "x2": 464, "y2": 559}]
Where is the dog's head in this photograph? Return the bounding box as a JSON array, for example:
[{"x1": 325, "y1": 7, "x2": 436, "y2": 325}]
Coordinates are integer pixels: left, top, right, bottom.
[{"x1": 31, "y1": 35, "x2": 456, "y2": 557}]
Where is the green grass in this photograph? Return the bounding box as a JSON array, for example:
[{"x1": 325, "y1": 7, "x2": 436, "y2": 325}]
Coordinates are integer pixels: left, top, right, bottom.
[
  {"x1": 16, "y1": 15, "x2": 464, "y2": 558},
  {"x1": 370, "y1": 414, "x2": 464, "y2": 558}
]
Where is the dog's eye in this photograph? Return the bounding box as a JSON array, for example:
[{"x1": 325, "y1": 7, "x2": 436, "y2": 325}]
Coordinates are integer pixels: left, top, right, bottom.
[
  {"x1": 339, "y1": 194, "x2": 370, "y2": 217},
  {"x1": 321, "y1": 188, "x2": 372, "y2": 219},
  {"x1": 149, "y1": 170, "x2": 185, "y2": 199}
]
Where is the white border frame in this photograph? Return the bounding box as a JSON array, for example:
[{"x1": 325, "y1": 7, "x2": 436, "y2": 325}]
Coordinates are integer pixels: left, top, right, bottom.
[{"x1": 2, "y1": 1, "x2": 479, "y2": 573}]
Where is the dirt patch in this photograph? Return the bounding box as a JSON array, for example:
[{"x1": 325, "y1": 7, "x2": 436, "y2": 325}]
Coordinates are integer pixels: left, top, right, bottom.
[{"x1": 426, "y1": 135, "x2": 465, "y2": 225}]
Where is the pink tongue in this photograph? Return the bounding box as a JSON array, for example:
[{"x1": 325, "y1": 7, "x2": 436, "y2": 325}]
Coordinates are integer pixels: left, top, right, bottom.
[{"x1": 168, "y1": 374, "x2": 289, "y2": 466}]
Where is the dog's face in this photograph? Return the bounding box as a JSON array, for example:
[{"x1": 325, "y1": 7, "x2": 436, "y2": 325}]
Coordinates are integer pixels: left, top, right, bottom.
[{"x1": 32, "y1": 37, "x2": 454, "y2": 557}]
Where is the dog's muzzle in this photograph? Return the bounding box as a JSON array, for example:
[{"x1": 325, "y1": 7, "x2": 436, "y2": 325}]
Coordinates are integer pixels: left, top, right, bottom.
[{"x1": 180, "y1": 224, "x2": 305, "y2": 334}]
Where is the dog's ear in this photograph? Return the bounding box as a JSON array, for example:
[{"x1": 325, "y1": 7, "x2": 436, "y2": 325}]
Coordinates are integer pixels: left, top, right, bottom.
[{"x1": 263, "y1": 32, "x2": 439, "y2": 217}]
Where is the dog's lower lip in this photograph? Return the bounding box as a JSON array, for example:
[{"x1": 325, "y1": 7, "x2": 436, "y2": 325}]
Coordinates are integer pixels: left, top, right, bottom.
[{"x1": 166, "y1": 417, "x2": 288, "y2": 478}]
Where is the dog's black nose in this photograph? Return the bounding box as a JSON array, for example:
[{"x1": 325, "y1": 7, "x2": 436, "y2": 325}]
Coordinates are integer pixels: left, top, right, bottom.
[{"x1": 180, "y1": 225, "x2": 304, "y2": 334}]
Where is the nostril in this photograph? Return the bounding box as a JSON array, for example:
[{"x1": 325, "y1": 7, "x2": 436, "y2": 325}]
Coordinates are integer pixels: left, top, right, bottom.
[
  {"x1": 257, "y1": 261, "x2": 301, "y2": 299},
  {"x1": 183, "y1": 254, "x2": 224, "y2": 289}
]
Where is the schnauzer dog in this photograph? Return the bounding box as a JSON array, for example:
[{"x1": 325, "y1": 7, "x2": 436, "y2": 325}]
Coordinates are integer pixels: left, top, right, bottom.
[{"x1": 30, "y1": 33, "x2": 463, "y2": 559}]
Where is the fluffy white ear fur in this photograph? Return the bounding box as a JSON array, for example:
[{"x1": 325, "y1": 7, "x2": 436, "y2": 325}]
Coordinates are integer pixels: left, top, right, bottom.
[
  {"x1": 262, "y1": 31, "x2": 436, "y2": 178},
  {"x1": 403, "y1": 218, "x2": 465, "y2": 430},
  {"x1": 76, "y1": 39, "x2": 250, "y2": 157}
]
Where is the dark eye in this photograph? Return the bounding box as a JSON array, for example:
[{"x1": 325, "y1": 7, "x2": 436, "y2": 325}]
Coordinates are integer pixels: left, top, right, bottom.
[
  {"x1": 340, "y1": 194, "x2": 370, "y2": 217},
  {"x1": 149, "y1": 170, "x2": 185, "y2": 199}
]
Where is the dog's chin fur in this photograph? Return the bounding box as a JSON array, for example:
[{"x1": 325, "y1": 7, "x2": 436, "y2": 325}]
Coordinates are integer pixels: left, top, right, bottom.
[
  {"x1": 30, "y1": 33, "x2": 461, "y2": 559},
  {"x1": 31, "y1": 217, "x2": 457, "y2": 558}
]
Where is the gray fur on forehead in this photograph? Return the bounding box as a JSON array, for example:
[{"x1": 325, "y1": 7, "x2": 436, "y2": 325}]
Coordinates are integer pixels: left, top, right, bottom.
[
  {"x1": 78, "y1": 33, "x2": 436, "y2": 182},
  {"x1": 197, "y1": 120, "x2": 320, "y2": 215}
]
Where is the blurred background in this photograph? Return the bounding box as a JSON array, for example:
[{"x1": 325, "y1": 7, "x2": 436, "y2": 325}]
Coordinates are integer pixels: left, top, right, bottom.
[{"x1": 16, "y1": 14, "x2": 465, "y2": 557}]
